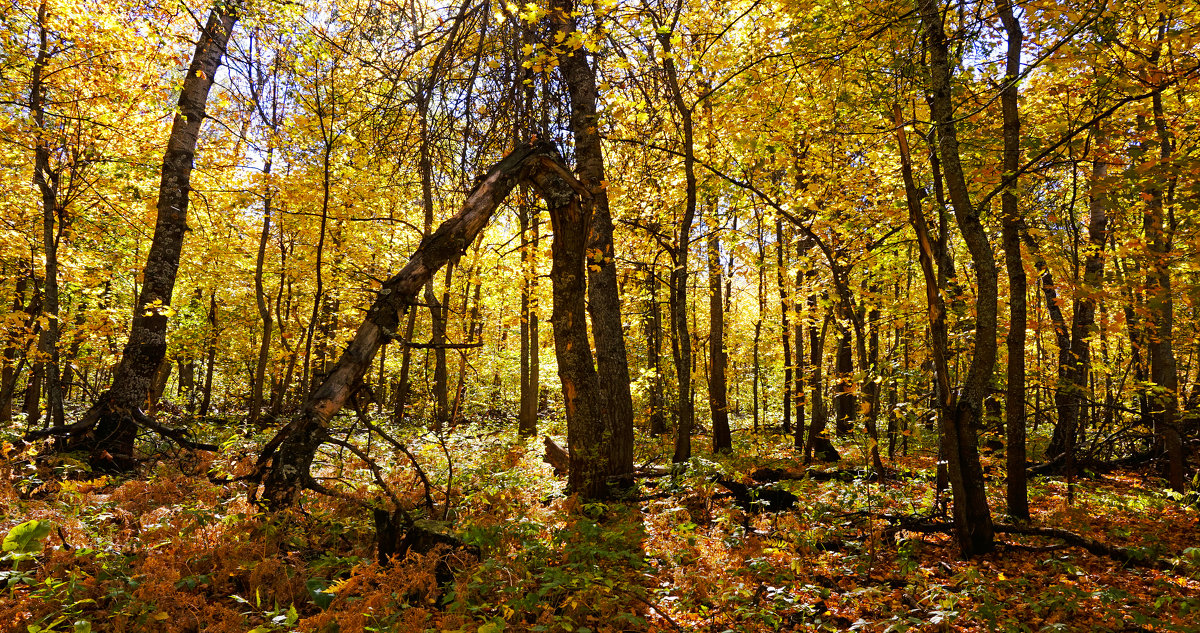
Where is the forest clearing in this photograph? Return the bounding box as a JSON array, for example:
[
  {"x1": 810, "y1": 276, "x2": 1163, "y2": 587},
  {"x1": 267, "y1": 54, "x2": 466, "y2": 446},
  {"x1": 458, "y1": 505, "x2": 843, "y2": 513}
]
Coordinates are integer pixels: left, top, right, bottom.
[{"x1": 2, "y1": 0, "x2": 1199, "y2": 630}]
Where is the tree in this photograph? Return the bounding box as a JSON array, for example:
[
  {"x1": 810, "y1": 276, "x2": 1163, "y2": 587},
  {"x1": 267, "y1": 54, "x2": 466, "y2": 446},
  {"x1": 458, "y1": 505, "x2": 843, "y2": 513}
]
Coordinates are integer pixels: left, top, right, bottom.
[
  {"x1": 258, "y1": 142, "x2": 615, "y2": 506},
  {"x1": 916, "y1": 0, "x2": 996, "y2": 556},
  {"x1": 549, "y1": 0, "x2": 636, "y2": 481},
  {"x1": 27, "y1": 5, "x2": 238, "y2": 466}
]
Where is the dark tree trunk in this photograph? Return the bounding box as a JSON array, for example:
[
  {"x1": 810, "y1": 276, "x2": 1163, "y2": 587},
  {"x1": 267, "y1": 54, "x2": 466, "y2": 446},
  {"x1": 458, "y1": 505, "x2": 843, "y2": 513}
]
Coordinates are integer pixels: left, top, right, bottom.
[
  {"x1": 642, "y1": 262, "x2": 666, "y2": 436},
  {"x1": 833, "y1": 326, "x2": 854, "y2": 437},
  {"x1": 518, "y1": 198, "x2": 540, "y2": 437},
  {"x1": 995, "y1": 0, "x2": 1029, "y2": 521},
  {"x1": 250, "y1": 151, "x2": 274, "y2": 427},
  {"x1": 1, "y1": 272, "x2": 32, "y2": 424},
  {"x1": 427, "y1": 266, "x2": 452, "y2": 430},
  {"x1": 918, "y1": 0, "x2": 996, "y2": 556},
  {"x1": 528, "y1": 162, "x2": 608, "y2": 498},
  {"x1": 657, "y1": 26, "x2": 697, "y2": 463},
  {"x1": 794, "y1": 242, "x2": 808, "y2": 450},
  {"x1": 199, "y1": 290, "x2": 218, "y2": 417},
  {"x1": 752, "y1": 214, "x2": 765, "y2": 435},
  {"x1": 805, "y1": 283, "x2": 837, "y2": 461},
  {"x1": 709, "y1": 221, "x2": 731, "y2": 452},
  {"x1": 1143, "y1": 54, "x2": 1183, "y2": 490},
  {"x1": 550, "y1": 0, "x2": 635, "y2": 482},
  {"x1": 27, "y1": 8, "x2": 237, "y2": 468},
  {"x1": 451, "y1": 258, "x2": 484, "y2": 423},
  {"x1": 392, "y1": 308, "x2": 417, "y2": 421},
  {"x1": 775, "y1": 218, "x2": 793, "y2": 435},
  {"x1": 30, "y1": 1, "x2": 64, "y2": 429}
]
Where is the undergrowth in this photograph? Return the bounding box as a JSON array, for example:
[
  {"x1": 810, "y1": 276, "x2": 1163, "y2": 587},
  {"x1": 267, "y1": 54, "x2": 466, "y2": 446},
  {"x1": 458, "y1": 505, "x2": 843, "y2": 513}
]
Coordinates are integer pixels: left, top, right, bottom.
[{"x1": 1, "y1": 423, "x2": 1198, "y2": 632}]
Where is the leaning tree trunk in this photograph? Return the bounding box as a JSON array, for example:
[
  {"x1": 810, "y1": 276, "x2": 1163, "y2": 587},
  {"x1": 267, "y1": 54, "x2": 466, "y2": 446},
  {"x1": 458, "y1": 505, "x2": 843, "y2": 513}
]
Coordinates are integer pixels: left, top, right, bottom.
[
  {"x1": 258, "y1": 142, "x2": 602, "y2": 507},
  {"x1": 26, "y1": 8, "x2": 237, "y2": 468}
]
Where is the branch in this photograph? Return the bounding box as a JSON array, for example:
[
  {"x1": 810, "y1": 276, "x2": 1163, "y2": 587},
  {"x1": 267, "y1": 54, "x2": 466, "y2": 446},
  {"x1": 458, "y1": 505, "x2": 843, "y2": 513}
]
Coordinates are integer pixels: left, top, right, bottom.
[{"x1": 132, "y1": 408, "x2": 219, "y2": 452}]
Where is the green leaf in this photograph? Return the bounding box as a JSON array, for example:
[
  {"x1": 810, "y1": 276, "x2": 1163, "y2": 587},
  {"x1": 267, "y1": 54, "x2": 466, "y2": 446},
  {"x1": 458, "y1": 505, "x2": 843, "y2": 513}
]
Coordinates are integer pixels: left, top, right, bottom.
[
  {"x1": 3, "y1": 520, "x2": 53, "y2": 555},
  {"x1": 74, "y1": 621, "x2": 92, "y2": 633},
  {"x1": 306, "y1": 577, "x2": 335, "y2": 609}
]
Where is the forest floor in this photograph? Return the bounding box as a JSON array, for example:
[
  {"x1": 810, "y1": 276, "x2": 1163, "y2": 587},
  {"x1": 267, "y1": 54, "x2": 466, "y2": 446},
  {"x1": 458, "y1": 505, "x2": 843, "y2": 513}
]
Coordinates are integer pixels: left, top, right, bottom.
[{"x1": 1, "y1": 419, "x2": 1198, "y2": 633}]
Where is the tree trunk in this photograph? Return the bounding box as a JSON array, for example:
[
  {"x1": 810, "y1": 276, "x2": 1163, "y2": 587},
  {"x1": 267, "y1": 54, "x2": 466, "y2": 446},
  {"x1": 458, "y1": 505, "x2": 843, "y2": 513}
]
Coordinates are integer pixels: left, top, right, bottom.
[
  {"x1": 258, "y1": 142, "x2": 575, "y2": 507},
  {"x1": 805, "y1": 282, "x2": 837, "y2": 462},
  {"x1": 427, "y1": 265, "x2": 452, "y2": 430},
  {"x1": 1, "y1": 272, "x2": 32, "y2": 424},
  {"x1": 528, "y1": 162, "x2": 608, "y2": 498},
  {"x1": 250, "y1": 150, "x2": 274, "y2": 427},
  {"x1": 657, "y1": 26, "x2": 697, "y2": 464},
  {"x1": 775, "y1": 218, "x2": 793, "y2": 435},
  {"x1": 392, "y1": 309, "x2": 417, "y2": 422},
  {"x1": 918, "y1": 0, "x2": 996, "y2": 556},
  {"x1": 752, "y1": 214, "x2": 765, "y2": 435},
  {"x1": 518, "y1": 198, "x2": 540, "y2": 437},
  {"x1": 708, "y1": 221, "x2": 731, "y2": 452},
  {"x1": 550, "y1": 0, "x2": 635, "y2": 482},
  {"x1": 794, "y1": 243, "x2": 808, "y2": 450},
  {"x1": 995, "y1": 0, "x2": 1029, "y2": 521},
  {"x1": 30, "y1": 0, "x2": 64, "y2": 429},
  {"x1": 833, "y1": 325, "x2": 854, "y2": 437},
  {"x1": 28, "y1": 8, "x2": 237, "y2": 468},
  {"x1": 199, "y1": 290, "x2": 218, "y2": 417},
  {"x1": 643, "y1": 261, "x2": 666, "y2": 436},
  {"x1": 1143, "y1": 46, "x2": 1183, "y2": 490}
]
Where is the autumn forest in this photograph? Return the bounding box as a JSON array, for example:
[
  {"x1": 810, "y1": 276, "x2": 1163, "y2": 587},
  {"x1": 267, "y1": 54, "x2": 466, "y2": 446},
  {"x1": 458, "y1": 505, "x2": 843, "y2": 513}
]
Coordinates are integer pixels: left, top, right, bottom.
[{"x1": 2, "y1": 0, "x2": 1199, "y2": 630}]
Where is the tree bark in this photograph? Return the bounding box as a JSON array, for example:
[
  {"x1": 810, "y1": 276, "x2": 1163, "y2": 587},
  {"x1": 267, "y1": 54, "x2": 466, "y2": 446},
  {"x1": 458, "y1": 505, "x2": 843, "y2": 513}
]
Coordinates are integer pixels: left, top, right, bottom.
[
  {"x1": 518, "y1": 198, "x2": 540, "y2": 437},
  {"x1": 550, "y1": 0, "x2": 635, "y2": 482},
  {"x1": 199, "y1": 290, "x2": 218, "y2": 417},
  {"x1": 994, "y1": 0, "x2": 1029, "y2": 521},
  {"x1": 805, "y1": 279, "x2": 837, "y2": 462},
  {"x1": 250, "y1": 150, "x2": 274, "y2": 427},
  {"x1": 775, "y1": 218, "x2": 793, "y2": 435},
  {"x1": 30, "y1": 0, "x2": 64, "y2": 429},
  {"x1": 918, "y1": 0, "x2": 996, "y2": 556},
  {"x1": 657, "y1": 24, "x2": 697, "y2": 464},
  {"x1": 833, "y1": 325, "x2": 854, "y2": 437},
  {"x1": 709, "y1": 220, "x2": 731, "y2": 452},
  {"x1": 527, "y1": 160, "x2": 608, "y2": 498},
  {"x1": 0, "y1": 274, "x2": 31, "y2": 424},
  {"x1": 1142, "y1": 32, "x2": 1183, "y2": 490},
  {"x1": 642, "y1": 261, "x2": 667, "y2": 436}
]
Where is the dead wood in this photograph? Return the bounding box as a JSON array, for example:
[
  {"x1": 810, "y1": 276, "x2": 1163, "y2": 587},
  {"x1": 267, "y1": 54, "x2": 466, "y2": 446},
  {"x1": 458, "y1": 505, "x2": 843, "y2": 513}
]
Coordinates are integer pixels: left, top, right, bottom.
[
  {"x1": 542, "y1": 435, "x2": 569, "y2": 477},
  {"x1": 876, "y1": 513, "x2": 1167, "y2": 567}
]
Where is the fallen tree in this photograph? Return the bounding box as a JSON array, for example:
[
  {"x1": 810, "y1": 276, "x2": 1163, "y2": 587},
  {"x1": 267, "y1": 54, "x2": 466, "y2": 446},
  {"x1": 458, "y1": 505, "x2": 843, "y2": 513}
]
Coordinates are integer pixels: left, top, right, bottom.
[
  {"x1": 877, "y1": 513, "x2": 1167, "y2": 568},
  {"x1": 254, "y1": 140, "x2": 614, "y2": 507}
]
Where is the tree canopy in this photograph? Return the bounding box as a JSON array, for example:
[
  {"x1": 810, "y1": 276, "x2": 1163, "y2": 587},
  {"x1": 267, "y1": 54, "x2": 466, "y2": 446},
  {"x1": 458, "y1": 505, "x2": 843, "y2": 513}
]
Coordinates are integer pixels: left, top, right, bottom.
[{"x1": 2, "y1": 0, "x2": 1199, "y2": 630}]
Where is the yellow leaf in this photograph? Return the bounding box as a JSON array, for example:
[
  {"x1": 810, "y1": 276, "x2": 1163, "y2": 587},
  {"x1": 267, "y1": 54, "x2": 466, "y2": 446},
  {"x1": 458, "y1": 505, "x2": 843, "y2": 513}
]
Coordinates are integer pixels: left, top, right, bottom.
[{"x1": 152, "y1": 612, "x2": 169, "y2": 621}]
